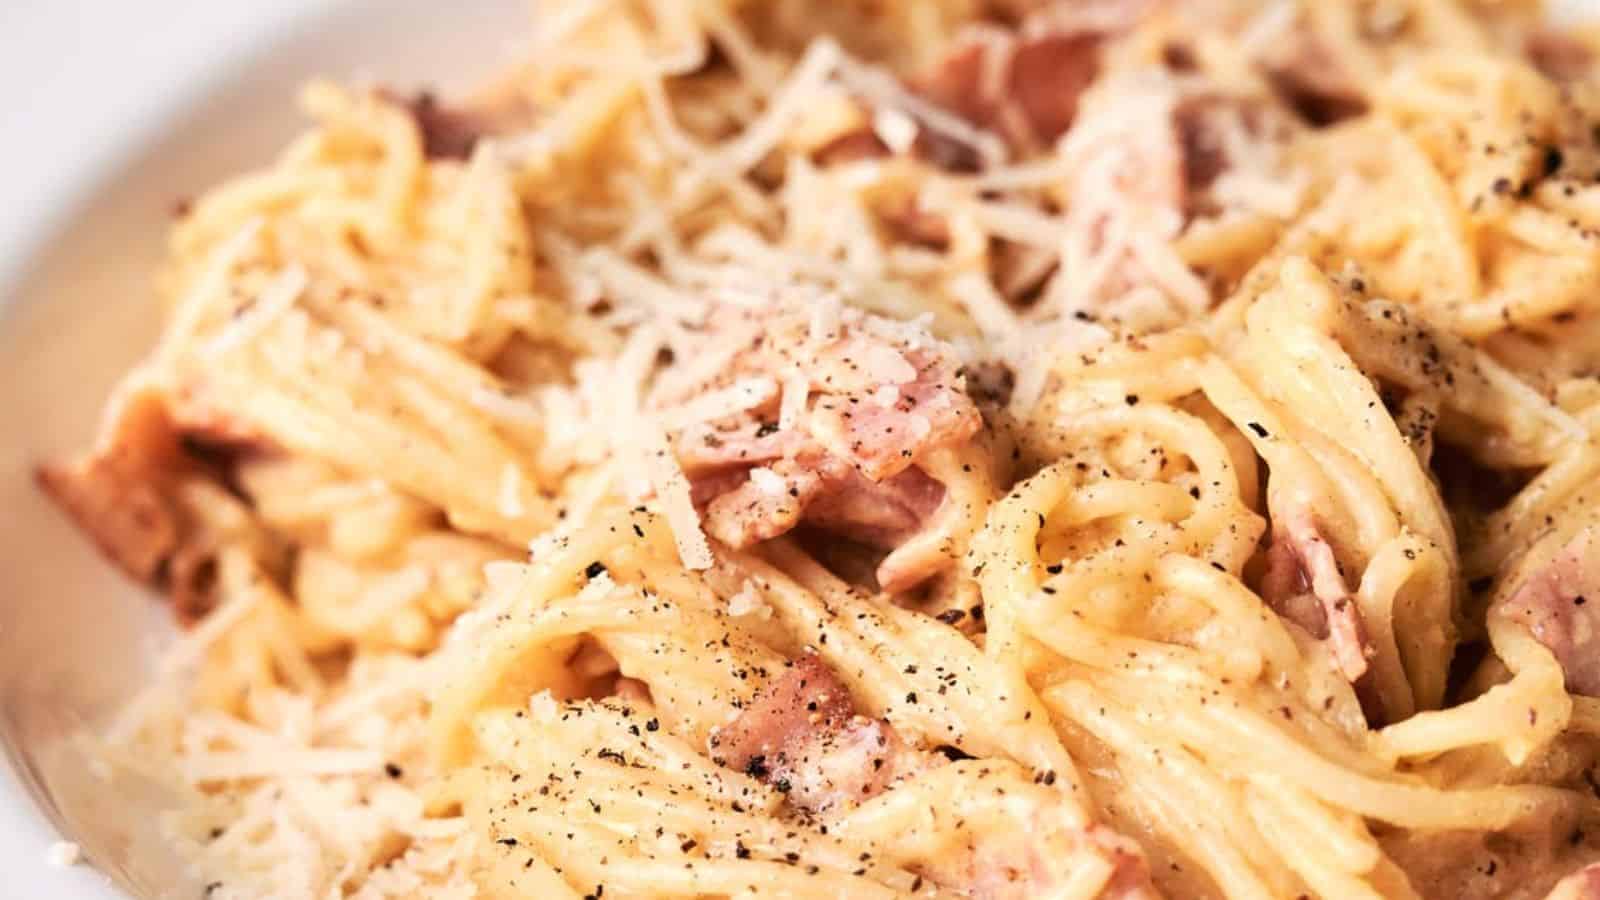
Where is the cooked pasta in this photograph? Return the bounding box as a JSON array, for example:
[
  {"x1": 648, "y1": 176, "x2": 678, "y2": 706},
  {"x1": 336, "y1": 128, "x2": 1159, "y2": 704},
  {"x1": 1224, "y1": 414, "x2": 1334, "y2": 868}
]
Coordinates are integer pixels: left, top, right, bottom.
[{"x1": 36, "y1": 1, "x2": 1600, "y2": 898}]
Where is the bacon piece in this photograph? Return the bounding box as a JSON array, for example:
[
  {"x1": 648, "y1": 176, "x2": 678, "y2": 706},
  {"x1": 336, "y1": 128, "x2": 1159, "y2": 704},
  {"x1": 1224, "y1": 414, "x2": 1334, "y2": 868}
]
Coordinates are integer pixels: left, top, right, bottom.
[
  {"x1": 1174, "y1": 95, "x2": 1299, "y2": 206},
  {"x1": 1008, "y1": 32, "x2": 1101, "y2": 144},
  {"x1": 709, "y1": 654, "x2": 927, "y2": 814},
  {"x1": 1546, "y1": 863, "x2": 1600, "y2": 900},
  {"x1": 1497, "y1": 528, "x2": 1600, "y2": 695},
  {"x1": 663, "y1": 306, "x2": 982, "y2": 590},
  {"x1": 1260, "y1": 512, "x2": 1372, "y2": 681},
  {"x1": 702, "y1": 456, "x2": 943, "y2": 552},
  {"x1": 807, "y1": 349, "x2": 981, "y2": 482},
  {"x1": 916, "y1": 30, "x2": 1100, "y2": 152},
  {"x1": 385, "y1": 88, "x2": 533, "y2": 161},
  {"x1": 813, "y1": 129, "x2": 890, "y2": 167},
  {"x1": 1527, "y1": 30, "x2": 1594, "y2": 82},
  {"x1": 37, "y1": 383, "x2": 224, "y2": 623},
  {"x1": 677, "y1": 423, "x2": 814, "y2": 475},
  {"x1": 37, "y1": 387, "x2": 184, "y2": 584},
  {"x1": 1259, "y1": 32, "x2": 1367, "y2": 127},
  {"x1": 805, "y1": 465, "x2": 944, "y2": 547}
]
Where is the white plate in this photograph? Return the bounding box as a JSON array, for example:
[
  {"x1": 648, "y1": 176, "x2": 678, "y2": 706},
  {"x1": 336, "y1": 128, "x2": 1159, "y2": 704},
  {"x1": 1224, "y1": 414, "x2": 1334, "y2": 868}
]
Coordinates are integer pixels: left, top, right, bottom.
[{"x1": 0, "y1": 1, "x2": 527, "y2": 896}]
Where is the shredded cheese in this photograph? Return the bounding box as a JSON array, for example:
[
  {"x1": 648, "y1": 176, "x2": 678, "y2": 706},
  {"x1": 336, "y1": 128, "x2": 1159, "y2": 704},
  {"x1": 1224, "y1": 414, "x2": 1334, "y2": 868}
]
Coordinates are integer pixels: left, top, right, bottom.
[{"x1": 637, "y1": 418, "x2": 714, "y2": 570}]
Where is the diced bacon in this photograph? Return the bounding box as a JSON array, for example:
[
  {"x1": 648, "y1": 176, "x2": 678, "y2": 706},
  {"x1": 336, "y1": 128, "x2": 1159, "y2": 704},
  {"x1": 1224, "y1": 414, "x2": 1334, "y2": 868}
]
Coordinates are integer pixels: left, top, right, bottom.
[
  {"x1": 916, "y1": 29, "x2": 1100, "y2": 153},
  {"x1": 1007, "y1": 32, "x2": 1101, "y2": 145},
  {"x1": 676, "y1": 422, "x2": 815, "y2": 474},
  {"x1": 37, "y1": 389, "x2": 184, "y2": 584},
  {"x1": 36, "y1": 383, "x2": 223, "y2": 623},
  {"x1": 660, "y1": 304, "x2": 981, "y2": 590},
  {"x1": 813, "y1": 128, "x2": 890, "y2": 166},
  {"x1": 882, "y1": 194, "x2": 952, "y2": 250},
  {"x1": 1260, "y1": 512, "x2": 1373, "y2": 682},
  {"x1": 1527, "y1": 30, "x2": 1595, "y2": 82},
  {"x1": 1497, "y1": 528, "x2": 1600, "y2": 696},
  {"x1": 701, "y1": 455, "x2": 945, "y2": 561},
  {"x1": 1176, "y1": 98, "x2": 1233, "y2": 197},
  {"x1": 1259, "y1": 31, "x2": 1367, "y2": 126},
  {"x1": 702, "y1": 458, "x2": 825, "y2": 548},
  {"x1": 1545, "y1": 863, "x2": 1600, "y2": 900},
  {"x1": 708, "y1": 654, "x2": 929, "y2": 814},
  {"x1": 808, "y1": 349, "x2": 980, "y2": 481},
  {"x1": 805, "y1": 465, "x2": 944, "y2": 547},
  {"x1": 384, "y1": 88, "x2": 533, "y2": 160}
]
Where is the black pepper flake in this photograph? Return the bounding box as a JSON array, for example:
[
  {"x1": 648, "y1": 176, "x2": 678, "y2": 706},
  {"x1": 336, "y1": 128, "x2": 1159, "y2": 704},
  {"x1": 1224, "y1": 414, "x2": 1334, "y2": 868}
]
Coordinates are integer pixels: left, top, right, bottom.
[
  {"x1": 1247, "y1": 422, "x2": 1269, "y2": 438},
  {"x1": 498, "y1": 837, "x2": 519, "y2": 847},
  {"x1": 1544, "y1": 145, "x2": 1565, "y2": 176},
  {"x1": 384, "y1": 763, "x2": 403, "y2": 779},
  {"x1": 585, "y1": 561, "x2": 607, "y2": 579}
]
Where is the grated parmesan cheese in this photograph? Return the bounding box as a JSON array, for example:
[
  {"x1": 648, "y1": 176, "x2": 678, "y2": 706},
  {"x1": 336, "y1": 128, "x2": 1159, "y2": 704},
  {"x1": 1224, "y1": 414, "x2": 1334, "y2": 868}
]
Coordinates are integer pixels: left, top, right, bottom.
[
  {"x1": 655, "y1": 377, "x2": 778, "y2": 430},
  {"x1": 809, "y1": 292, "x2": 843, "y2": 343},
  {"x1": 748, "y1": 467, "x2": 787, "y2": 495},
  {"x1": 637, "y1": 418, "x2": 714, "y2": 570},
  {"x1": 468, "y1": 387, "x2": 544, "y2": 425},
  {"x1": 202, "y1": 265, "x2": 310, "y2": 358},
  {"x1": 779, "y1": 375, "x2": 810, "y2": 431},
  {"x1": 872, "y1": 107, "x2": 919, "y2": 156},
  {"x1": 726, "y1": 580, "x2": 770, "y2": 618},
  {"x1": 498, "y1": 463, "x2": 526, "y2": 519}
]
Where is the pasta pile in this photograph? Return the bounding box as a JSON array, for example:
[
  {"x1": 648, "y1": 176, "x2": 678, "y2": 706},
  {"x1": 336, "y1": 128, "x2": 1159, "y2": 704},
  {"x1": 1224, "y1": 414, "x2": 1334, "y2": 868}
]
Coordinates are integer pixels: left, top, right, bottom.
[{"x1": 38, "y1": 1, "x2": 1600, "y2": 898}]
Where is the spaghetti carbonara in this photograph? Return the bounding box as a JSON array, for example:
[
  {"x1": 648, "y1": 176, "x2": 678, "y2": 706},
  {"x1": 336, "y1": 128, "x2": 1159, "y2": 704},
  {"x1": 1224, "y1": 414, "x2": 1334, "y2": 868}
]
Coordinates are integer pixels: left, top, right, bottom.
[{"x1": 37, "y1": 1, "x2": 1600, "y2": 898}]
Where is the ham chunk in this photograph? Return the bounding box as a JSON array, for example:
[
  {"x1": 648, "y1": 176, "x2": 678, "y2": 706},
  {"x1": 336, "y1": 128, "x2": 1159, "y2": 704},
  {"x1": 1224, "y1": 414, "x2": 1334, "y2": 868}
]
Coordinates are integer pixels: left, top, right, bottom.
[
  {"x1": 660, "y1": 305, "x2": 982, "y2": 590},
  {"x1": 1527, "y1": 30, "x2": 1594, "y2": 82},
  {"x1": 812, "y1": 22, "x2": 1102, "y2": 173},
  {"x1": 37, "y1": 387, "x2": 185, "y2": 584},
  {"x1": 1258, "y1": 29, "x2": 1367, "y2": 126},
  {"x1": 1260, "y1": 512, "x2": 1373, "y2": 682},
  {"x1": 713, "y1": 656, "x2": 1157, "y2": 898},
  {"x1": 1497, "y1": 528, "x2": 1600, "y2": 695},
  {"x1": 916, "y1": 29, "x2": 1100, "y2": 153},
  {"x1": 37, "y1": 380, "x2": 240, "y2": 623},
  {"x1": 701, "y1": 456, "x2": 942, "y2": 552},
  {"x1": 708, "y1": 654, "x2": 929, "y2": 815},
  {"x1": 383, "y1": 87, "x2": 533, "y2": 161},
  {"x1": 806, "y1": 348, "x2": 978, "y2": 481}
]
